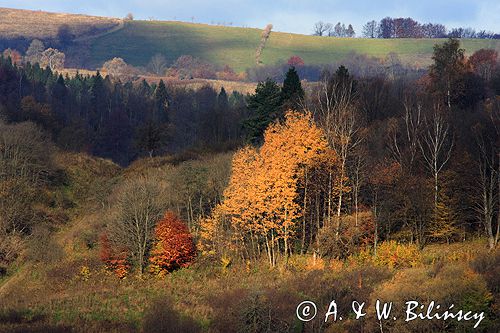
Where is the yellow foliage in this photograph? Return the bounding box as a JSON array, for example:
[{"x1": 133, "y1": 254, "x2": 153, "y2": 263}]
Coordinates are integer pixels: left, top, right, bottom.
[
  {"x1": 79, "y1": 265, "x2": 91, "y2": 281},
  {"x1": 220, "y1": 111, "x2": 331, "y2": 253},
  {"x1": 221, "y1": 255, "x2": 232, "y2": 270},
  {"x1": 374, "y1": 241, "x2": 422, "y2": 269}
]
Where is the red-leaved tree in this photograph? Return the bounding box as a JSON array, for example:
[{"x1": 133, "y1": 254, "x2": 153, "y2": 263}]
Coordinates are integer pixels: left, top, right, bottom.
[
  {"x1": 149, "y1": 211, "x2": 196, "y2": 276},
  {"x1": 287, "y1": 55, "x2": 305, "y2": 67}
]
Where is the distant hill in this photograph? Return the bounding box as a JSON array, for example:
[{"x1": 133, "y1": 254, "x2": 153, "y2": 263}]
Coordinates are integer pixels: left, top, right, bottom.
[
  {"x1": 2, "y1": 7, "x2": 500, "y2": 73},
  {"x1": 0, "y1": 7, "x2": 121, "y2": 40},
  {"x1": 87, "y1": 20, "x2": 500, "y2": 72}
]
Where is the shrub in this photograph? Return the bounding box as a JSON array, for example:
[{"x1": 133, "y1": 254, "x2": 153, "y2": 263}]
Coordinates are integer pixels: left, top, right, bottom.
[
  {"x1": 471, "y1": 250, "x2": 500, "y2": 294},
  {"x1": 78, "y1": 265, "x2": 91, "y2": 281},
  {"x1": 149, "y1": 211, "x2": 196, "y2": 276},
  {"x1": 373, "y1": 240, "x2": 422, "y2": 269},
  {"x1": 210, "y1": 287, "x2": 301, "y2": 333},
  {"x1": 317, "y1": 211, "x2": 375, "y2": 259},
  {"x1": 99, "y1": 233, "x2": 129, "y2": 278}
]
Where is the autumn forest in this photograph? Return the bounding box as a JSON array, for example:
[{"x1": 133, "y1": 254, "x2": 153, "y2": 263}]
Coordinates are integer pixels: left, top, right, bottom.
[{"x1": 0, "y1": 8, "x2": 499, "y2": 332}]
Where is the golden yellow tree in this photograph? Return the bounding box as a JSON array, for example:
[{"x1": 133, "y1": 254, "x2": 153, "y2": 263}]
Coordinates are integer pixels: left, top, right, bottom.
[
  {"x1": 259, "y1": 111, "x2": 328, "y2": 263},
  {"x1": 201, "y1": 110, "x2": 335, "y2": 266}
]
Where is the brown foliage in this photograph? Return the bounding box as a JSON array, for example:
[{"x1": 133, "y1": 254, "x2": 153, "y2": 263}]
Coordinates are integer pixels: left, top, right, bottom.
[
  {"x1": 2, "y1": 48, "x2": 22, "y2": 65},
  {"x1": 469, "y1": 48, "x2": 498, "y2": 81},
  {"x1": 99, "y1": 233, "x2": 129, "y2": 278}
]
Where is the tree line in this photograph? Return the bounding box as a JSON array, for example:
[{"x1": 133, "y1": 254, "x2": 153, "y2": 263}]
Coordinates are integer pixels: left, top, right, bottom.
[
  {"x1": 362, "y1": 17, "x2": 499, "y2": 39},
  {"x1": 314, "y1": 17, "x2": 499, "y2": 39},
  {"x1": 0, "y1": 55, "x2": 250, "y2": 165}
]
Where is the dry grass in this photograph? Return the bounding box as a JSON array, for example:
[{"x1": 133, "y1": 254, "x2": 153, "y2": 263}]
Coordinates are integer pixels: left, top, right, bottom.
[
  {"x1": 59, "y1": 69, "x2": 258, "y2": 94},
  {"x1": 0, "y1": 7, "x2": 121, "y2": 39},
  {"x1": 144, "y1": 76, "x2": 257, "y2": 94}
]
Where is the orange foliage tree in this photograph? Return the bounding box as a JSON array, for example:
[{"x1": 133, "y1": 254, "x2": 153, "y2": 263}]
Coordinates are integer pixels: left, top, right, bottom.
[
  {"x1": 201, "y1": 110, "x2": 342, "y2": 266},
  {"x1": 149, "y1": 211, "x2": 196, "y2": 276}
]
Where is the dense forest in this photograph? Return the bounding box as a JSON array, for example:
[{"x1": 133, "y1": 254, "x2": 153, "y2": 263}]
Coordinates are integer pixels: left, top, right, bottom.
[{"x1": 1, "y1": 38, "x2": 499, "y2": 332}]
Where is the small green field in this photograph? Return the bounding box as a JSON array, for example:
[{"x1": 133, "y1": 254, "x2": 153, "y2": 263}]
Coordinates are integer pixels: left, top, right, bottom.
[{"x1": 88, "y1": 20, "x2": 500, "y2": 72}]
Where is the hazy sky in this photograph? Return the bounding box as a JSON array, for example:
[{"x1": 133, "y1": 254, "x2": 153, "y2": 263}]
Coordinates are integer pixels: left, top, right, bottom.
[{"x1": 1, "y1": 0, "x2": 499, "y2": 35}]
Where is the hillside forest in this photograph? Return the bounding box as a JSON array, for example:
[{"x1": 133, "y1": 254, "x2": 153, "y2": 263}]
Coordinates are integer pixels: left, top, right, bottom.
[{"x1": 0, "y1": 37, "x2": 499, "y2": 332}]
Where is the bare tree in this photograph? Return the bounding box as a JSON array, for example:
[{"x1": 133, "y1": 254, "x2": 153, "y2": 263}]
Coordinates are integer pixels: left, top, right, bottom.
[
  {"x1": 255, "y1": 24, "x2": 273, "y2": 65},
  {"x1": 40, "y1": 48, "x2": 65, "y2": 71},
  {"x1": 147, "y1": 53, "x2": 168, "y2": 76},
  {"x1": 389, "y1": 99, "x2": 423, "y2": 173},
  {"x1": 0, "y1": 121, "x2": 53, "y2": 243},
  {"x1": 473, "y1": 106, "x2": 499, "y2": 249},
  {"x1": 362, "y1": 20, "x2": 378, "y2": 38},
  {"x1": 352, "y1": 149, "x2": 366, "y2": 227},
  {"x1": 313, "y1": 21, "x2": 332, "y2": 36},
  {"x1": 419, "y1": 105, "x2": 453, "y2": 208},
  {"x1": 25, "y1": 39, "x2": 45, "y2": 64},
  {"x1": 107, "y1": 176, "x2": 166, "y2": 274},
  {"x1": 314, "y1": 69, "x2": 362, "y2": 237},
  {"x1": 102, "y1": 57, "x2": 137, "y2": 81},
  {"x1": 475, "y1": 136, "x2": 498, "y2": 249}
]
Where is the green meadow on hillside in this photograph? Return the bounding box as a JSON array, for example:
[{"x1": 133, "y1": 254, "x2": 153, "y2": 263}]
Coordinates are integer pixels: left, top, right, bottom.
[{"x1": 88, "y1": 20, "x2": 500, "y2": 71}]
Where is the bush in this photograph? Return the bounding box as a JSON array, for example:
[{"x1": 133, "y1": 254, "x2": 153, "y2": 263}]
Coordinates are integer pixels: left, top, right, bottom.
[
  {"x1": 317, "y1": 211, "x2": 375, "y2": 259},
  {"x1": 373, "y1": 240, "x2": 422, "y2": 269},
  {"x1": 99, "y1": 233, "x2": 129, "y2": 279},
  {"x1": 471, "y1": 250, "x2": 500, "y2": 294},
  {"x1": 210, "y1": 288, "x2": 301, "y2": 333}
]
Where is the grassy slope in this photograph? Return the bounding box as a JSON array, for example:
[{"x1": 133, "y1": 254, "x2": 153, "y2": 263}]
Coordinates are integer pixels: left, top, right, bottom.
[
  {"x1": 89, "y1": 20, "x2": 500, "y2": 72},
  {"x1": 0, "y1": 7, "x2": 120, "y2": 40}
]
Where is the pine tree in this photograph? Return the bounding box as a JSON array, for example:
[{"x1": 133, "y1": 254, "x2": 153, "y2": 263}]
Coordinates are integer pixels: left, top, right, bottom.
[
  {"x1": 153, "y1": 79, "x2": 169, "y2": 122},
  {"x1": 89, "y1": 72, "x2": 107, "y2": 130},
  {"x1": 217, "y1": 87, "x2": 229, "y2": 111},
  {"x1": 244, "y1": 78, "x2": 282, "y2": 145},
  {"x1": 136, "y1": 121, "x2": 167, "y2": 157},
  {"x1": 281, "y1": 66, "x2": 304, "y2": 110}
]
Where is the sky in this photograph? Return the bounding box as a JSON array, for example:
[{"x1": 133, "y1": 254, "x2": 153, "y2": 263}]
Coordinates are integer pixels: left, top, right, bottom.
[{"x1": 1, "y1": 0, "x2": 499, "y2": 35}]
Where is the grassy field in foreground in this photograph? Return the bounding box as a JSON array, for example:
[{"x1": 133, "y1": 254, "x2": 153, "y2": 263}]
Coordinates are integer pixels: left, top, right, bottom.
[{"x1": 88, "y1": 20, "x2": 500, "y2": 71}]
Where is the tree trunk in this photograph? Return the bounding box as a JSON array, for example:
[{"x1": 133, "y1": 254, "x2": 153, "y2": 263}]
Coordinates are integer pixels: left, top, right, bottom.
[
  {"x1": 301, "y1": 168, "x2": 308, "y2": 254},
  {"x1": 335, "y1": 161, "x2": 345, "y2": 240}
]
